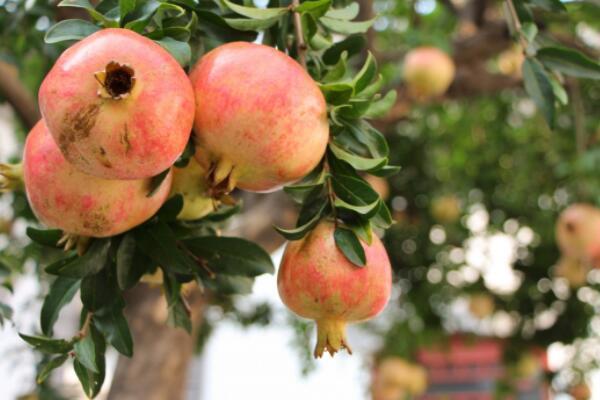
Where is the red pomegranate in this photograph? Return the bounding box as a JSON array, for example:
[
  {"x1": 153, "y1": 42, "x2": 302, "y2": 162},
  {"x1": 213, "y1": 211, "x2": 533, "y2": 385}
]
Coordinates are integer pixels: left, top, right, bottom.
[
  {"x1": 403, "y1": 47, "x2": 455, "y2": 99},
  {"x1": 278, "y1": 221, "x2": 392, "y2": 357},
  {"x1": 38, "y1": 28, "x2": 194, "y2": 180},
  {"x1": 23, "y1": 120, "x2": 172, "y2": 237},
  {"x1": 189, "y1": 42, "x2": 329, "y2": 192}
]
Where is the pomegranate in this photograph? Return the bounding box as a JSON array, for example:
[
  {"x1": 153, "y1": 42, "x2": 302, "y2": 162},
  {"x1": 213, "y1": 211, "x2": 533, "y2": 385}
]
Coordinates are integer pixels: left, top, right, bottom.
[
  {"x1": 189, "y1": 42, "x2": 329, "y2": 192},
  {"x1": 38, "y1": 28, "x2": 194, "y2": 180},
  {"x1": 278, "y1": 221, "x2": 392, "y2": 357},
  {"x1": 403, "y1": 47, "x2": 455, "y2": 99},
  {"x1": 170, "y1": 157, "x2": 216, "y2": 220},
  {"x1": 554, "y1": 256, "x2": 589, "y2": 287},
  {"x1": 468, "y1": 293, "x2": 495, "y2": 319},
  {"x1": 23, "y1": 120, "x2": 172, "y2": 237},
  {"x1": 556, "y1": 203, "x2": 600, "y2": 268},
  {"x1": 371, "y1": 357, "x2": 427, "y2": 400},
  {"x1": 430, "y1": 194, "x2": 461, "y2": 224}
]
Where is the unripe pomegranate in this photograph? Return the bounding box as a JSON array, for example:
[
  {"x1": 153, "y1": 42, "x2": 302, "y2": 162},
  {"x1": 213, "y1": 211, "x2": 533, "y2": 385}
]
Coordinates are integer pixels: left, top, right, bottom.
[
  {"x1": 278, "y1": 221, "x2": 392, "y2": 357},
  {"x1": 190, "y1": 42, "x2": 329, "y2": 192},
  {"x1": 556, "y1": 204, "x2": 600, "y2": 268},
  {"x1": 170, "y1": 157, "x2": 216, "y2": 220},
  {"x1": 371, "y1": 357, "x2": 427, "y2": 400},
  {"x1": 38, "y1": 28, "x2": 194, "y2": 180},
  {"x1": 23, "y1": 121, "x2": 172, "y2": 237},
  {"x1": 430, "y1": 194, "x2": 461, "y2": 224},
  {"x1": 403, "y1": 47, "x2": 455, "y2": 100},
  {"x1": 468, "y1": 293, "x2": 495, "y2": 319},
  {"x1": 554, "y1": 256, "x2": 589, "y2": 288},
  {"x1": 498, "y1": 45, "x2": 524, "y2": 77}
]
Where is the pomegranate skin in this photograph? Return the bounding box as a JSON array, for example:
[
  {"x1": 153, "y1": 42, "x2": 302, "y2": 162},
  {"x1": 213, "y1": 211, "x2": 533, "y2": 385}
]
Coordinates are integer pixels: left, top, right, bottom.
[
  {"x1": 23, "y1": 121, "x2": 172, "y2": 237},
  {"x1": 38, "y1": 28, "x2": 194, "y2": 180},
  {"x1": 278, "y1": 221, "x2": 392, "y2": 357},
  {"x1": 403, "y1": 47, "x2": 455, "y2": 99},
  {"x1": 190, "y1": 42, "x2": 329, "y2": 192}
]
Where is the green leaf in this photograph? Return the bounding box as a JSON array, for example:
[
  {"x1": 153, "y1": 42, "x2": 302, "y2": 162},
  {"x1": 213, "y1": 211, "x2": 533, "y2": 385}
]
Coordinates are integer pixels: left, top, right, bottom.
[
  {"x1": 204, "y1": 275, "x2": 254, "y2": 295},
  {"x1": 183, "y1": 237, "x2": 274, "y2": 277},
  {"x1": 26, "y1": 228, "x2": 62, "y2": 247},
  {"x1": 134, "y1": 221, "x2": 197, "y2": 274},
  {"x1": 548, "y1": 74, "x2": 568, "y2": 105},
  {"x1": 536, "y1": 47, "x2": 600, "y2": 79},
  {"x1": 323, "y1": 35, "x2": 366, "y2": 64},
  {"x1": 295, "y1": 0, "x2": 331, "y2": 18},
  {"x1": 58, "y1": 0, "x2": 119, "y2": 27},
  {"x1": 337, "y1": 98, "x2": 373, "y2": 118},
  {"x1": 330, "y1": 172, "x2": 379, "y2": 208},
  {"x1": 80, "y1": 269, "x2": 119, "y2": 312},
  {"x1": 320, "y1": 16, "x2": 374, "y2": 34},
  {"x1": 525, "y1": 0, "x2": 566, "y2": 12},
  {"x1": 19, "y1": 334, "x2": 73, "y2": 354},
  {"x1": 325, "y1": 2, "x2": 359, "y2": 20},
  {"x1": 46, "y1": 239, "x2": 111, "y2": 278},
  {"x1": 222, "y1": 0, "x2": 288, "y2": 19},
  {"x1": 162, "y1": 273, "x2": 191, "y2": 333},
  {"x1": 348, "y1": 218, "x2": 373, "y2": 245},
  {"x1": 329, "y1": 141, "x2": 387, "y2": 171},
  {"x1": 124, "y1": 0, "x2": 161, "y2": 31},
  {"x1": 45, "y1": 19, "x2": 101, "y2": 44},
  {"x1": 521, "y1": 22, "x2": 538, "y2": 43},
  {"x1": 522, "y1": 58, "x2": 555, "y2": 127},
  {"x1": 37, "y1": 354, "x2": 69, "y2": 384},
  {"x1": 319, "y1": 82, "x2": 354, "y2": 104},
  {"x1": 157, "y1": 194, "x2": 184, "y2": 222},
  {"x1": 224, "y1": 16, "x2": 282, "y2": 31},
  {"x1": 334, "y1": 196, "x2": 379, "y2": 215},
  {"x1": 41, "y1": 277, "x2": 80, "y2": 336},
  {"x1": 119, "y1": 0, "x2": 136, "y2": 22},
  {"x1": 115, "y1": 233, "x2": 147, "y2": 290},
  {"x1": 74, "y1": 331, "x2": 98, "y2": 373},
  {"x1": 353, "y1": 52, "x2": 377, "y2": 94},
  {"x1": 94, "y1": 306, "x2": 133, "y2": 357},
  {"x1": 322, "y1": 51, "x2": 348, "y2": 83},
  {"x1": 334, "y1": 227, "x2": 366, "y2": 267},
  {"x1": 364, "y1": 90, "x2": 397, "y2": 118},
  {"x1": 370, "y1": 165, "x2": 401, "y2": 178},
  {"x1": 0, "y1": 302, "x2": 12, "y2": 327},
  {"x1": 73, "y1": 325, "x2": 106, "y2": 398},
  {"x1": 357, "y1": 74, "x2": 383, "y2": 98},
  {"x1": 155, "y1": 37, "x2": 191, "y2": 67},
  {"x1": 372, "y1": 200, "x2": 393, "y2": 228},
  {"x1": 275, "y1": 202, "x2": 326, "y2": 240}
]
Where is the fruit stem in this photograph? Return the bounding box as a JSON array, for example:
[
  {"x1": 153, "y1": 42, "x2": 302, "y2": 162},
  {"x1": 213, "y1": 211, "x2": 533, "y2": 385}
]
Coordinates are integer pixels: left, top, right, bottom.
[
  {"x1": 78, "y1": 312, "x2": 94, "y2": 339},
  {"x1": 314, "y1": 318, "x2": 352, "y2": 358},
  {"x1": 504, "y1": 0, "x2": 529, "y2": 52},
  {"x1": 291, "y1": 0, "x2": 307, "y2": 69},
  {"x1": 0, "y1": 163, "x2": 23, "y2": 192},
  {"x1": 323, "y1": 158, "x2": 338, "y2": 227}
]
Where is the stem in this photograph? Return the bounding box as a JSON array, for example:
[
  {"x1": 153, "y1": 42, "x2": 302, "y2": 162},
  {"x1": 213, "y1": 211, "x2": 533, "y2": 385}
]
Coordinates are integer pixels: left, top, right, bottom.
[
  {"x1": 505, "y1": 0, "x2": 529, "y2": 51},
  {"x1": 0, "y1": 163, "x2": 23, "y2": 192},
  {"x1": 323, "y1": 158, "x2": 338, "y2": 227},
  {"x1": 78, "y1": 312, "x2": 93, "y2": 338},
  {"x1": 570, "y1": 79, "x2": 587, "y2": 155},
  {"x1": 291, "y1": 0, "x2": 307, "y2": 69}
]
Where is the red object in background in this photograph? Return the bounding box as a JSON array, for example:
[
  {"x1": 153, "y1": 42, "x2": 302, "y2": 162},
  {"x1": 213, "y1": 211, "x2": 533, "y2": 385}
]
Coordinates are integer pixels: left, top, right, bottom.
[{"x1": 416, "y1": 336, "x2": 550, "y2": 400}]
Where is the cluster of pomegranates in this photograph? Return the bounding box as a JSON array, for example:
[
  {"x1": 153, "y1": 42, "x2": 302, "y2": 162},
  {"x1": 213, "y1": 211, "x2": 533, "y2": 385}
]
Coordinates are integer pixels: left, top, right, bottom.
[
  {"x1": 554, "y1": 203, "x2": 600, "y2": 287},
  {"x1": 1, "y1": 28, "x2": 393, "y2": 357}
]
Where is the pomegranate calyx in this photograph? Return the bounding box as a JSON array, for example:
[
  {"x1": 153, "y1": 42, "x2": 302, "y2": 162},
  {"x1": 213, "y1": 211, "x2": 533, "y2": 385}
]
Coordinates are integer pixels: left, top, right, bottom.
[
  {"x1": 94, "y1": 61, "x2": 136, "y2": 100},
  {"x1": 314, "y1": 319, "x2": 352, "y2": 358}
]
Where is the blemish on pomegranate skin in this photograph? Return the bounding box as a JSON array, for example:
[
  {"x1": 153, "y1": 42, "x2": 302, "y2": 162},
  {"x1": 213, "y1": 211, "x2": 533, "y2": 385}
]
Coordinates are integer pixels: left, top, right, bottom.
[{"x1": 58, "y1": 103, "x2": 100, "y2": 152}]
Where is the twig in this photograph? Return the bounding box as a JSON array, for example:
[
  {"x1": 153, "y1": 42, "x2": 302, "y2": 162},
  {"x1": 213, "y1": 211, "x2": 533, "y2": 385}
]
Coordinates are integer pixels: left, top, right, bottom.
[
  {"x1": 291, "y1": 0, "x2": 307, "y2": 69},
  {"x1": 570, "y1": 78, "x2": 587, "y2": 155},
  {"x1": 504, "y1": 0, "x2": 528, "y2": 51},
  {"x1": 78, "y1": 312, "x2": 93, "y2": 338}
]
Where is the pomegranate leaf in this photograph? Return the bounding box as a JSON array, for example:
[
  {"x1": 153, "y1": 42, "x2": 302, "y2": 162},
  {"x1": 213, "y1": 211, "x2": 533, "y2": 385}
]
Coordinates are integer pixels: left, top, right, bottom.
[
  {"x1": 147, "y1": 168, "x2": 171, "y2": 198},
  {"x1": 41, "y1": 276, "x2": 80, "y2": 336},
  {"x1": 522, "y1": 58, "x2": 555, "y2": 128},
  {"x1": 44, "y1": 19, "x2": 101, "y2": 44},
  {"x1": 94, "y1": 306, "x2": 133, "y2": 357},
  {"x1": 45, "y1": 239, "x2": 112, "y2": 278},
  {"x1": 36, "y1": 354, "x2": 69, "y2": 385},
  {"x1": 26, "y1": 227, "x2": 63, "y2": 247},
  {"x1": 322, "y1": 34, "x2": 366, "y2": 65},
  {"x1": 80, "y1": 268, "x2": 119, "y2": 311},
  {"x1": 19, "y1": 334, "x2": 74, "y2": 354},
  {"x1": 319, "y1": 16, "x2": 375, "y2": 35},
  {"x1": 334, "y1": 227, "x2": 366, "y2": 267},
  {"x1": 325, "y1": 2, "x2": 359, "y2": 20},
  {"x1": 73, "y1": 325, "x2": 106, "y2": 398}
]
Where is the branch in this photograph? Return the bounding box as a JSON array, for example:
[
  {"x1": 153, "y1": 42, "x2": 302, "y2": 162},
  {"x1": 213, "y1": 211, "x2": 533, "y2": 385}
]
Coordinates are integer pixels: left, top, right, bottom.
[
  {"x1": 291, "y1": 0, "x2": 307, "y2": 68},
  {"x1": 0, "y1": 61, "x2": 39, "y2": 129}
]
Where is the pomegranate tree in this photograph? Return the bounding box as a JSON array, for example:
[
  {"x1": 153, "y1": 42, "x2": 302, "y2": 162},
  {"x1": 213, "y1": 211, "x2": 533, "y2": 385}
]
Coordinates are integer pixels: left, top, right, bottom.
[
  {"x1": 38, "y1": 28, "x2": 194, "y2": 180},
  {"x1": 278, "y1": 221, "x2": 392, "y2": 357},
  {"x1": 189, "y1": 42, "x2": 329, "y2": 192},
  {"x1": 22, "y1": 120, "x2": 172, "y2": 237}
]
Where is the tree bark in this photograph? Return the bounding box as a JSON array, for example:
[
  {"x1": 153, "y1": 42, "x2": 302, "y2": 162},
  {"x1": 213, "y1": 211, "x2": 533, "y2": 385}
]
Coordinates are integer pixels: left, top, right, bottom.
[{"x1": 0, "y1": 62, "x2": 39, "y2": 129}]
